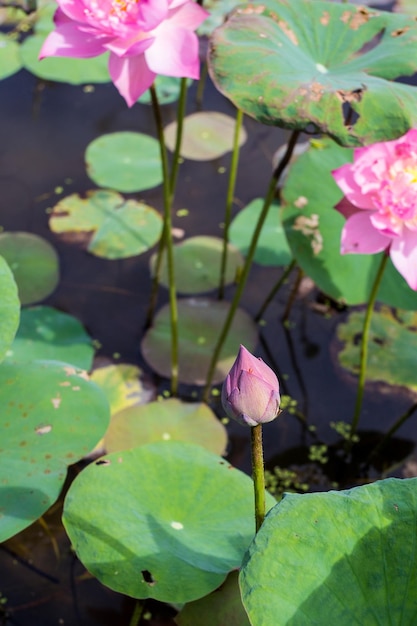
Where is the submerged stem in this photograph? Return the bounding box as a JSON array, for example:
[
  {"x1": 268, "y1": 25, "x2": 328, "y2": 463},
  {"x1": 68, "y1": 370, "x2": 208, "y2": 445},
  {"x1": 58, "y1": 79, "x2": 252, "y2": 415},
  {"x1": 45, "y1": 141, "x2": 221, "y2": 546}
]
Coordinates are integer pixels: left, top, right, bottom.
[
  {"x1": 350, "y1": 253, "x2": 389, "y2": 442},
  {"x1": 202, "y1": 130, "x2": 300, "y2": 402},
  {"x1": 251, "y1": 424, "x2": 265, "y2": 532},
  {"x1": 367, "y1": 402, "x2": 417, "y2": 466},
  {"x1": 255, "y1": 259, "x2": 296, "y2": 322},
  {"x1": 129, "y1": 600, "x2": 145, "y2": 626},
  {"x1": 218, "y1": 108, "x2": 244, "y2": 300}
]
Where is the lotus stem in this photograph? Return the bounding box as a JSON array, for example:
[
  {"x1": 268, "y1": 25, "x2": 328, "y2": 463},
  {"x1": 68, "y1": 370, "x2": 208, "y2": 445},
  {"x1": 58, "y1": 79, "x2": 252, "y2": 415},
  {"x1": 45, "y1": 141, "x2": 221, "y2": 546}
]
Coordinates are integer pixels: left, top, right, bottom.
[
  {"x1": 218, "y1": 107, "x2": 244, "y2": 300},
  {"x1": 255, "y1": 259, "x2": 296, "y2": 322},
  {"x1": 251, "y1": 424, "x2": 265, "y2": 532},
  {"x1": 349, "y1": 253, "x2": 389, "y2": 442},
  {"x1": 367, "y1": 402, "x2": 417, "y2": 465},
  {"x1": 129, "y1": 600, "x2": 145, "y2": 626},
  {"x1": 202, "y1": 130, "x2": 300, "y2": 402}
]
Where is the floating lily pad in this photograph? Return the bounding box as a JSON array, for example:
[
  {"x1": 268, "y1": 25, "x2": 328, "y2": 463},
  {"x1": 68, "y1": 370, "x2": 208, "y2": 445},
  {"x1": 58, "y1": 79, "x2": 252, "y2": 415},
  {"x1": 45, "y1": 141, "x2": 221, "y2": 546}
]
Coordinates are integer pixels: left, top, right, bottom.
[
  {"x1": 176, "y1": 571, "x2": 250, "y2": 626},
  {"x1": 0, "y1": 232, "x2": 59, "y2": 305},
  {"x1": 63, "y1": 441, "x2": 276, "y2": 603},
  {"x1": 138, "y1": 76, "x2": 191, "y2": 105},
  {"x1": 198, "y1": 0, "x2": 243, "y2": 36},
  {"x1": 240, "y1": 477, "x2": 417, "y2": 625},
  {"x1": 164, "y1": 112, "x2": 247, "y2": 161},
  {"x1": 91, "y1": 364, "x2": 153, "y2": 416},
  {"x1": 104, "y1": 398, "x2": 227, "y2": 456},
  {"x1": 0, "y1": 256, "x2": 19, "y2": 364},
  {"x1": 282, "y1": 138, "x2": 417, "y2": 309},
  {"x1": 141, "y1": 299, "x2": 258, "y2": 385},
  {"x1": 0, "y1": 34, "x2": 22, "y2": 80},
  {"x1": 208, "y1": 0, "x2": 417, "y2": 146},
  {"x1": 49, "y1": 190, "x2": 162, "y2": 259},
  {"x1": 5, "y1": 306, "x2": 94, "y2": 370},
  {"x1": 0, "y1": 360, "x2": 110, "y2": 542},
  {"x1": 336, "y1": 308, "x2": 417, "y2": 393},
  {"x1": 85, "y1": 133, "x2": 163, "y2": 193},
  {"x1": 150, "y1": 236, "x2": 243, "y2": 294},
  {"x1": 230, "y1": 199, "x2": 292, "y2": 267}
]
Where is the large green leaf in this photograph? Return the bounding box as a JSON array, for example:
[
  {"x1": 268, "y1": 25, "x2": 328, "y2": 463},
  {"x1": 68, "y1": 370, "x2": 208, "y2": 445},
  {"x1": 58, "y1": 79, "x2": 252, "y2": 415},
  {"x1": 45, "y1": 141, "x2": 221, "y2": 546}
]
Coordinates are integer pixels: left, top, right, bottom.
[
  {"x1": 240, "y1": 478, "x2": 417, "y2": 625},
  {"x1": 104, "y1": 398, "x2": 228, "y2": 456},
  {"x1": 0, "y1": 360, "x2": 110, "y2": 542},
  {"x1": 0, "y1": 34, "x2": 22, "y2": 80},
  {"x1": 141, "y1": 299, "x2": 258, "y2": 385},
  {"x1": 63, "y1": 441, "x2": 276, "y2": 603},
  {"x1": 85, "y1": 133, "x2": 163, "y2": 193},
  {"x1": 208, "y1": 0, "x2": 417, "y2": 146},
  {"x1": 0, "y1": 232, "x2": 59, "y2": 305},
  {"x1": 281, "y1": 138, "x2": 417, "y2": 308},
  {"x1": 0, "y1": 256, "x2": 20, "y2": 364},
  {"x1": 337, "y1": 307, "x2": 417, "y2": 392},
  {"x1": 150, "y1": 236, "x2": 243, "y2": 294},
  {"x1": 49, "y1": 190, "x2": 162, "y2": 259},
  {"x1": 5, "y1": 306, "x2": 95, "y2": 370}
]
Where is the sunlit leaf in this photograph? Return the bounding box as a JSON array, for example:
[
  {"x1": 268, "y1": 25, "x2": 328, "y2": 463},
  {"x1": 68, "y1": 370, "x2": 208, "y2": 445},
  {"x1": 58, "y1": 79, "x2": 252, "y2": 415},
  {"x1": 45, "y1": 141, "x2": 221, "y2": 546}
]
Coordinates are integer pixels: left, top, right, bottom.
[
  {"x1": 0, "y1": 360, "x2": 109, "y2": 542},
  {"x1": 208, "y1": 0, "x2": 417, "y2": 146},
  {"x1": 150, "y1": 236, "x2": 243, "y2": 294},
  {"x1": 0, "y1": 232, "x2": 59, "y2": 305},
  {"x1": 240, "y1": 478, "x2": 417, "y2": 625},
  {"x1": 164, "y1": 112, "x2": 247, "y2": 161},
  {"x1": 85, "y1": 133, "x2": 163, "y2": 193},
  {"x1": 104, "y1": 398, "x2": 228, "y2": 456},
  {"x1": 90, "y1": 364, "x2": 153, "y2": 416},
  {"x1": 0, "y1": 34, "x2": 22, "y2": 80},
  {"x1": 0, "y1": 256, "x2": 19, "y2": 364},
  {"x1": 63, "y1": 441, "x2": 276, "y2": 603},
  {"x1": 49, "y1": 190, "x2": 162, "y2": 259},
  {"x1": 141, "y1": 298, "x2": 258, "y2": 385}
]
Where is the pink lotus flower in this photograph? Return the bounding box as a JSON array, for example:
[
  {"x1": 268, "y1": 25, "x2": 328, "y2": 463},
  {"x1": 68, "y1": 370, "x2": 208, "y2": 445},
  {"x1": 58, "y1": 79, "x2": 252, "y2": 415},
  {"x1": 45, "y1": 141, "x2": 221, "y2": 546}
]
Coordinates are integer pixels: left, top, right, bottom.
[
  {"x1": 222, "y1": 345, "x2": 281, "y2": 427},
  {"x1": 39, "y1": 0, "x2": 208, "y2": 107},
  {"x1": 332, "y1": 129, "x2": 417, "y2": 290}
]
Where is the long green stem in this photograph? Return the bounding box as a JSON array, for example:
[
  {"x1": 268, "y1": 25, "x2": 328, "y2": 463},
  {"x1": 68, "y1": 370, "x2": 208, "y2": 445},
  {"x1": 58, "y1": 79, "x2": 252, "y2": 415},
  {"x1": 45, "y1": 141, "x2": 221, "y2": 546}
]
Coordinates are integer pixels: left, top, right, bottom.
[
  {"x1": 149, "y1": 85, "x2": 179, "y2": 395},
  {"x1": 218, "y1": 108, "x2": 244, "y2": 300},
  {"x1": 146, "y1": 79, "x2": 188, "y2": 328},
  {"x1": 350, "y1": 253, "x2": 389, "y2": 441},
  {"x1": 251, "y1": 424, "x2": 265, "y2": 532},
  {"x1": 202, "y1": 130, "x2": 300, "y2": 402},
  {"x1": 367, "y1": 402, "x2": 417, "y2": 466},
  {"x1": 129, "y1": 600, "x2": 144, "y2": 626},
  {"x1": 255, "y1": 259, "x2": 296, "y2": 322}
]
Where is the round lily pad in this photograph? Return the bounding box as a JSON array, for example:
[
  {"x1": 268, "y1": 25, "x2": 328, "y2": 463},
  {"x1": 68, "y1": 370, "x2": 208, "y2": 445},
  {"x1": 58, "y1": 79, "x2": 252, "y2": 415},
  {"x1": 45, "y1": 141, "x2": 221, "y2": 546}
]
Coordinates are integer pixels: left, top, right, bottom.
[
  {"x1": 197, "y1": 0, "x2": 243, "y2": 36},
  {"x1": 138, "y1": 76, "x2": 191, "y2": 105},
  {"x1": 164, "y1": 112, "x2": 247, "y2": 161},
  {"x1": 0, "y1": 360, "x2": 110, "y2": 542},
  {"x1": 282, "y1": 138, "x2": 417, "y2": 309},
  {"x1": 0, "y1": 256, "x2": 20, "y2": 364},
  {"x1": 240, "y1": 477, "x2": 417, "y2": 625},
  {"x1": 150, "y1": 236, "x2": 243, "y2": 294},
  {"x1": 0, "y1": 232, "x2": 59, "y2": 305},
  {"x1": 49, "y1": 190, "x2": 162, "y2": 259},
  {"x1": 5, "y1": 306, "x2": 94, "y2": 370},
  {"x1": 104, "y1": 398, "x2": 227, "y2": 456},
  {"x1": 0, "y1": 34, "x2": 22, "y2": 80},
  {"x1": 230, "y1": 199, "x2": 292, "y2": 266},
  {"x1": 85, "y1": 133, "x2": 163, "y2": 193},
  {"x1": 336, "y1": 308, "x2": 417, "y2": 393},
  {"x1": 208, "y1": 0, "x2": 417, "y2": 146},
  {"x1": 90, "y1": 364, "x2": 154, "y2": 416},
  {"x1": 63, "y1": 441, "x2": 276, "y2": 603},
  {"x1": 141, "y1": 298, "x2": 258, "y2": 385}
]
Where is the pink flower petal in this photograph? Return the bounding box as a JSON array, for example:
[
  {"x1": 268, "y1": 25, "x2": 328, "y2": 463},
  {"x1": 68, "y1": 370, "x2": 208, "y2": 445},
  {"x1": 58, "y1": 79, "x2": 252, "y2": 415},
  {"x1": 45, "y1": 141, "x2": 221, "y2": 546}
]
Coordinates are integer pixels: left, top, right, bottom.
[
  {"x1": 334, "y1": 197, "x2": 360, "y2": 220},
  {"x1": 108, "y1": 53, "x2": 156, "y2": 106},
  {"x1": 390, "y1": 228, "x2": 417, "y2": 290},
  {"x1": 53, "y1": 0, "x2": 90, "y2": 24},
  {"x1": 341, "y1": 212, "x2": 391, "y2": 255},
  {"x1": 167, "y1": 0, "x2": 209, "y2": 30},
  {"x1": 39, "y1": 22, "x2": 108, "y2": 59},
  {"x1": 145, "y1": 27, "x2": 200, "y2": 78},
  {"x1": 332, "y1": 162, "x2": 376, "y2": 210}
]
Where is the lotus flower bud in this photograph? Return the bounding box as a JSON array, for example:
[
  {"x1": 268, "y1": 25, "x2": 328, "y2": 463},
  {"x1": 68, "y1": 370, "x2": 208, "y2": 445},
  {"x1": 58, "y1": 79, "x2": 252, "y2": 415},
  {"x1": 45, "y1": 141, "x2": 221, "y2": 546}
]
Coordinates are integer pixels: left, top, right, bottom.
[{"x1": 221, "y1": 345, "x2": 281, "y2": 427}]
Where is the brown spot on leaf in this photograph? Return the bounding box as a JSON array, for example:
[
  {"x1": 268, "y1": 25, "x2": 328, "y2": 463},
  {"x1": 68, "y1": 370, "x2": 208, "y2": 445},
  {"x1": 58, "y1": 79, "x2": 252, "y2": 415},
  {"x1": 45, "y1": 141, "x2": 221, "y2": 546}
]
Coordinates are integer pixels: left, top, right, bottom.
[
  {"x1": 336, "y1": 87, "x2": 364, "y2": 104},
  {"x1": 35, "y1": 424, "x2": 52, "y2": 435},
  {"x1": 320, "y1": 11, "x2": 330, "y2": 26},
  {"x1": 278, "y1": 20, "x2": 298, "y2": 45},
  {"x1": 237, "y1": 3, "x2": 264, "y2": 15},
  {"x1": 310, "y1": 82, "x2": 324, "y2": 102},
  {"x1": 391, "y1": 27, "x2": 409, "y2": 37},
  {"x1": 341, "y1": 8, "x2": 371, "y2": 30}
]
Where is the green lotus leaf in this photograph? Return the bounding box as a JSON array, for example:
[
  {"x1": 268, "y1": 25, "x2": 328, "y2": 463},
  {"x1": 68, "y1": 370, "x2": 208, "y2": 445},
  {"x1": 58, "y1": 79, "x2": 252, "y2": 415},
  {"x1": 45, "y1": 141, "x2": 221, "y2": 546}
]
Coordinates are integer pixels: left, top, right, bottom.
[
  {"x1": 5, "y1": 306, "x2": 94, "y2": 370},
  {"x1": 0, "y1": 34, "x2": 22, "y2": 80},
  {"x1": 240, "y1": 477, "x2": 417, "y2": 625},
  {"x1": 281, "y1": 138, "x2": 417, "y2": 308},
  {"x1": 230, "y1": 198, "x2": 292, "y2": 267},
  {"x1": 208, "y1": 0, "x2": 417, "y2": 146},
  {"x1": 0, "y1": 256, "x2": 20, "y2": 364},
  {"x1": 336, "y1": 307, "x2": 417, "y2": 392},
  {"x1": 164, "y1": 112, "x2": 247, "y2": 161},
  {"x1": 49, "y1": 190, "x2": 162, "y2": 259},
  {"x1": 85, "y1": 133, "x2": 163, "y2": 193},
  {"x1": 90, "y1": 364, "x2": 154, "y2": 416},
  {"x1": 0, "y1": 360, "x2": 110, "y2": 542},
  {"x1": 141, "y1": 298, "x2": 258, "y2": 385},
  {"x1": 0, "y1": 232, "x2": 59, "y2": 305},
  {"x1": 63, "y1": 441, "x2": 276, "y2": 603},
  {"x1": 104, "y1": 398, "x2": 228, "y2": 456},
  {"x1": 150, "y1": 236, "x2": 243, "y2": 294},
  {"x1": 138, "y1": 76, "x2": 192, "y2": 105}
]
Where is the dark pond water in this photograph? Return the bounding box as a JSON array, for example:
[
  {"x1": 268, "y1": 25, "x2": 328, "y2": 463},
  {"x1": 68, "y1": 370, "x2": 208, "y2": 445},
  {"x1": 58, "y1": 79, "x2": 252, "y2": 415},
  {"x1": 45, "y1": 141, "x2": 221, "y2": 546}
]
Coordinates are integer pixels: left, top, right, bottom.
[{"x1": 1, "y1": 58, "x2": 417, "y2": 624}]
